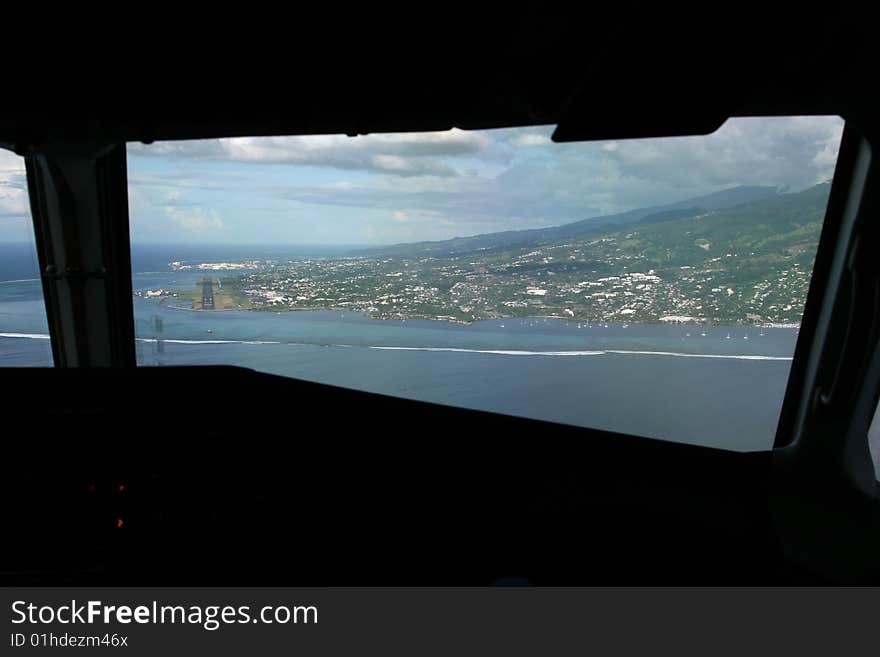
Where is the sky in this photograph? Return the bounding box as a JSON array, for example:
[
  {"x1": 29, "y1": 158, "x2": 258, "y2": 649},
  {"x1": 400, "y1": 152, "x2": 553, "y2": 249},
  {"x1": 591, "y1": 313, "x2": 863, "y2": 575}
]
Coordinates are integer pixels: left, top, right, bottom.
[{"x1": 0, "y1": 116, "x2": 844, "y2": 246}]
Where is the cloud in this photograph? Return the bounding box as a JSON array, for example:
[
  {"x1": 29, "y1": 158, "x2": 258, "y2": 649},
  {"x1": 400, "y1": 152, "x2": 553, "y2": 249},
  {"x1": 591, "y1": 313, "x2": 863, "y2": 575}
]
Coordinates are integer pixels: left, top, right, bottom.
[
  {"x1": 0, "y1": 150, "x2": 29, "y2": 219},
  {"x1": 370, "y1": 154, "x2": 456, "y2": 177},
  {"x1": 0, "y1": 184, "x2": 29, "y2": 218},
  {"x1": 159, "y1": 190, "x2": 202, "y2": 207},
  {"x1": 510, "y1": 133, "x2": 551, "y2": 147},
  {"x1": 129, "y1": 128, "x2": 490, "y2": 177},
  {"x1": 303, "y1": 117, "x2": 840, "y2": 232},
  {"x1": 124, "y1": 116, "x2": 847, "y2": 244},
  {"x1": 606, "y1": 116, "x2": 844, "y2": 194},
  {"x1": 162, "y1": 206, "x2": 224, "y2": 232},
  {"x1": 473, "y1": 116, "x2": 844, "y2": 219}
]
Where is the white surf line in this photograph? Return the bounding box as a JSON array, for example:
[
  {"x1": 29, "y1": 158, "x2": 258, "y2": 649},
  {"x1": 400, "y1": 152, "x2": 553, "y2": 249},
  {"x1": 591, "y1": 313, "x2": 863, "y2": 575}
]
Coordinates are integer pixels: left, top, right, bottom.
[
  {"x1": 0, "y1": 333, "x2": 793, "y2": 361},
  {"x1": 605, "y1": 349, "x2": 792, "y2": 361},
  {"x1": 0, "y1": 278, "x2": 40, "y2": 284},
  {"x1": 135, "y1": 338, "x2": 281, "y2": 345},
  {"x1": 367, "y1": 345, "x2": 792, "y2": 360},
  {"x1": 368, "y1": 346, "x2": 606, "y2": 356}
]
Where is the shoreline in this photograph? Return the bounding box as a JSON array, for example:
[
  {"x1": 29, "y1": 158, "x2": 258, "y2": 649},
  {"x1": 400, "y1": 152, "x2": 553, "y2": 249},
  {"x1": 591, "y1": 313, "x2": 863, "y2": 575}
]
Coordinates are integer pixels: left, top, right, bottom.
[
  {"x1": 1, "y1": 333, "x2": 797, "y2": 363},
  {"x1": 145, "y1": 298, "x2": 800, "y2": 330}
]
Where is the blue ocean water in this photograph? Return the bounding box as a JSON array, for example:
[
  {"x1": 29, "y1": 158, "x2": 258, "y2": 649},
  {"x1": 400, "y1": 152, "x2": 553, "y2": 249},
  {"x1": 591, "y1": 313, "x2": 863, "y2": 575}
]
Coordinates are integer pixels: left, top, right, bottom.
[
  {"x1": 0, "y1": 242, "x2": 53, "y2": 366},
  {"x1": 0, "y1": 243, "x2": 803, "y2": 451}
]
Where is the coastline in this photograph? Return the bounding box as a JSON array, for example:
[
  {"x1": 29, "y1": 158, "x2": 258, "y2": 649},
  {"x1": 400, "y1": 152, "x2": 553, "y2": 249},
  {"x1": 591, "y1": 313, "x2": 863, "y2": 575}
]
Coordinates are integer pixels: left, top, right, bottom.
[
  {"x1": 146, "y1": 296, "x2": 800, "y2": 330},
  {"x1": 138, "y1": 298, "x2": 807, "y2": 328}
]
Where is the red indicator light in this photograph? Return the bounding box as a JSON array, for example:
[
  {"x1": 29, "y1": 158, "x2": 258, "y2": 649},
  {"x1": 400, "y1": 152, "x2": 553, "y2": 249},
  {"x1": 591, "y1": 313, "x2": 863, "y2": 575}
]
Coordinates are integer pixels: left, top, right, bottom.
[
  {"x1": 118, "y1": 484, "x2": 125, "y2": 492},
  {"x1": 116, "y1": 518, "x2": 124, "y2": 528}
]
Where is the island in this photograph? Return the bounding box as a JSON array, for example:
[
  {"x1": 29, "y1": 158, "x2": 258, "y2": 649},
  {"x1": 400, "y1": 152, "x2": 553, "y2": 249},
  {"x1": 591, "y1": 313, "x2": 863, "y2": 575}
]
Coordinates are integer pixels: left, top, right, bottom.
[{"x1": 147, "y1": 182, "x2": 828, "y2": 326}]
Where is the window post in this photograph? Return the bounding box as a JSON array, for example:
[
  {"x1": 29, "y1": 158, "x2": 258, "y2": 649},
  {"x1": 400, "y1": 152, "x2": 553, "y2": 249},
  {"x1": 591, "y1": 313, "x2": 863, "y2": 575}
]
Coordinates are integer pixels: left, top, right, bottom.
[{"x1": 24, "y1": 142, "x2": 135, "y2": 367}]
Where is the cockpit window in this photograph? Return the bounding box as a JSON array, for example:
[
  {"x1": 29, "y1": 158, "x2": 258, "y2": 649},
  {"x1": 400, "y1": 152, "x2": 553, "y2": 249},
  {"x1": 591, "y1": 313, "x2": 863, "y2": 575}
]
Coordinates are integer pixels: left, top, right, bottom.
[
  {"x1": 126, "y1": 116, "x2": 843, "y2": 451},
  {"x1": 0, "y1": 149, "x2": 53, "y2": 366}
]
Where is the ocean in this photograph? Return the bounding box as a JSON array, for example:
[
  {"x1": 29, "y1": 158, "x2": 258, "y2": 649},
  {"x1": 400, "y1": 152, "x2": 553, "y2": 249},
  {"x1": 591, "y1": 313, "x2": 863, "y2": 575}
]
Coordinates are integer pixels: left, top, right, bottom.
[{"x1": 0, "y1": 243, "x2": 802, "y2": 452}]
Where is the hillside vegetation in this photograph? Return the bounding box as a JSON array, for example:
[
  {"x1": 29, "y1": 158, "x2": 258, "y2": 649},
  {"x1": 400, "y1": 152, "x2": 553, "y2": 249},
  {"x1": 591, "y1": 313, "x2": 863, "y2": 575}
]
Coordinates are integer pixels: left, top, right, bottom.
[{"x1": 215, "y1": 182, "x2": 831, "y2": 325}]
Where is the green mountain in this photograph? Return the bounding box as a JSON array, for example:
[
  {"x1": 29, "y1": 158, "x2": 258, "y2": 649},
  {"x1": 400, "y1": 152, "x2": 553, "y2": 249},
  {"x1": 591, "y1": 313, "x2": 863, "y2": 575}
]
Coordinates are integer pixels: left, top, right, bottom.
[
  {"x1": 355, "y1": 185, "x2": 780, "y2": 258},
  {"x1": 224, "y1": 181, "x2": 831, "y2": 326}
]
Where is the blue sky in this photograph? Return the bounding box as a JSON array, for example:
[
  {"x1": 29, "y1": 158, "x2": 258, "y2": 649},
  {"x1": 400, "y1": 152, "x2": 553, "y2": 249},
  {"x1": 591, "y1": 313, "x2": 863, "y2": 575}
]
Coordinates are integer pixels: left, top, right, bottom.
[{"x1": 0, "y1": 116, "x2": 844, "y2": 245}]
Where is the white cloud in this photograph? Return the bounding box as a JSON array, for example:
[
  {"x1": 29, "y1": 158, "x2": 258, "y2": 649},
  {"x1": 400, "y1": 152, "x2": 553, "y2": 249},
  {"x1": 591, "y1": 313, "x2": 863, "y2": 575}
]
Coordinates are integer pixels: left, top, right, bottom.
[
  {"x1": 124, "y1": 116, "x2": 847, "y2": 244},
  {"x1": 0, "y1": 148, "x2": 23, "y2": 170},
  {"x1": 510, "y1": 133, "x2": 551, "y2": 147},
  {"x1": 163, "y1": 206, "x2": 224, "y2": 232},
  {"x1": 158, "y1": 189, "x2": 201, "y2": 207},
  {"x1": 370, "y1": 154, "x2": 455, "y2": 176},
  {"x1": 606, "y1": 116, "x2": 844, "y2": 193},
  {"x1": 0, "y1": 150, "x2": 29, "y2": 219},
  {"x1": 0, "y1": 185, "x2": 28, "y2": 218},
  {"x1": 129, "y1": 128, "x2": 490, "y2": 178}
]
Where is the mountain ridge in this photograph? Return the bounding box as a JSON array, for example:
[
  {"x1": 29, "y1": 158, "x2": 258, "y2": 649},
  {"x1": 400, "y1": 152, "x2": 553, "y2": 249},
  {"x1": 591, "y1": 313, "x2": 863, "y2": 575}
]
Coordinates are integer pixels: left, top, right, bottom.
[
  {"x1": 210, "y1": 181, "x2": 832, "y2": 326},
  {"x1": 352, "y1": 184, "x2": 781, "y2": 258}
]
